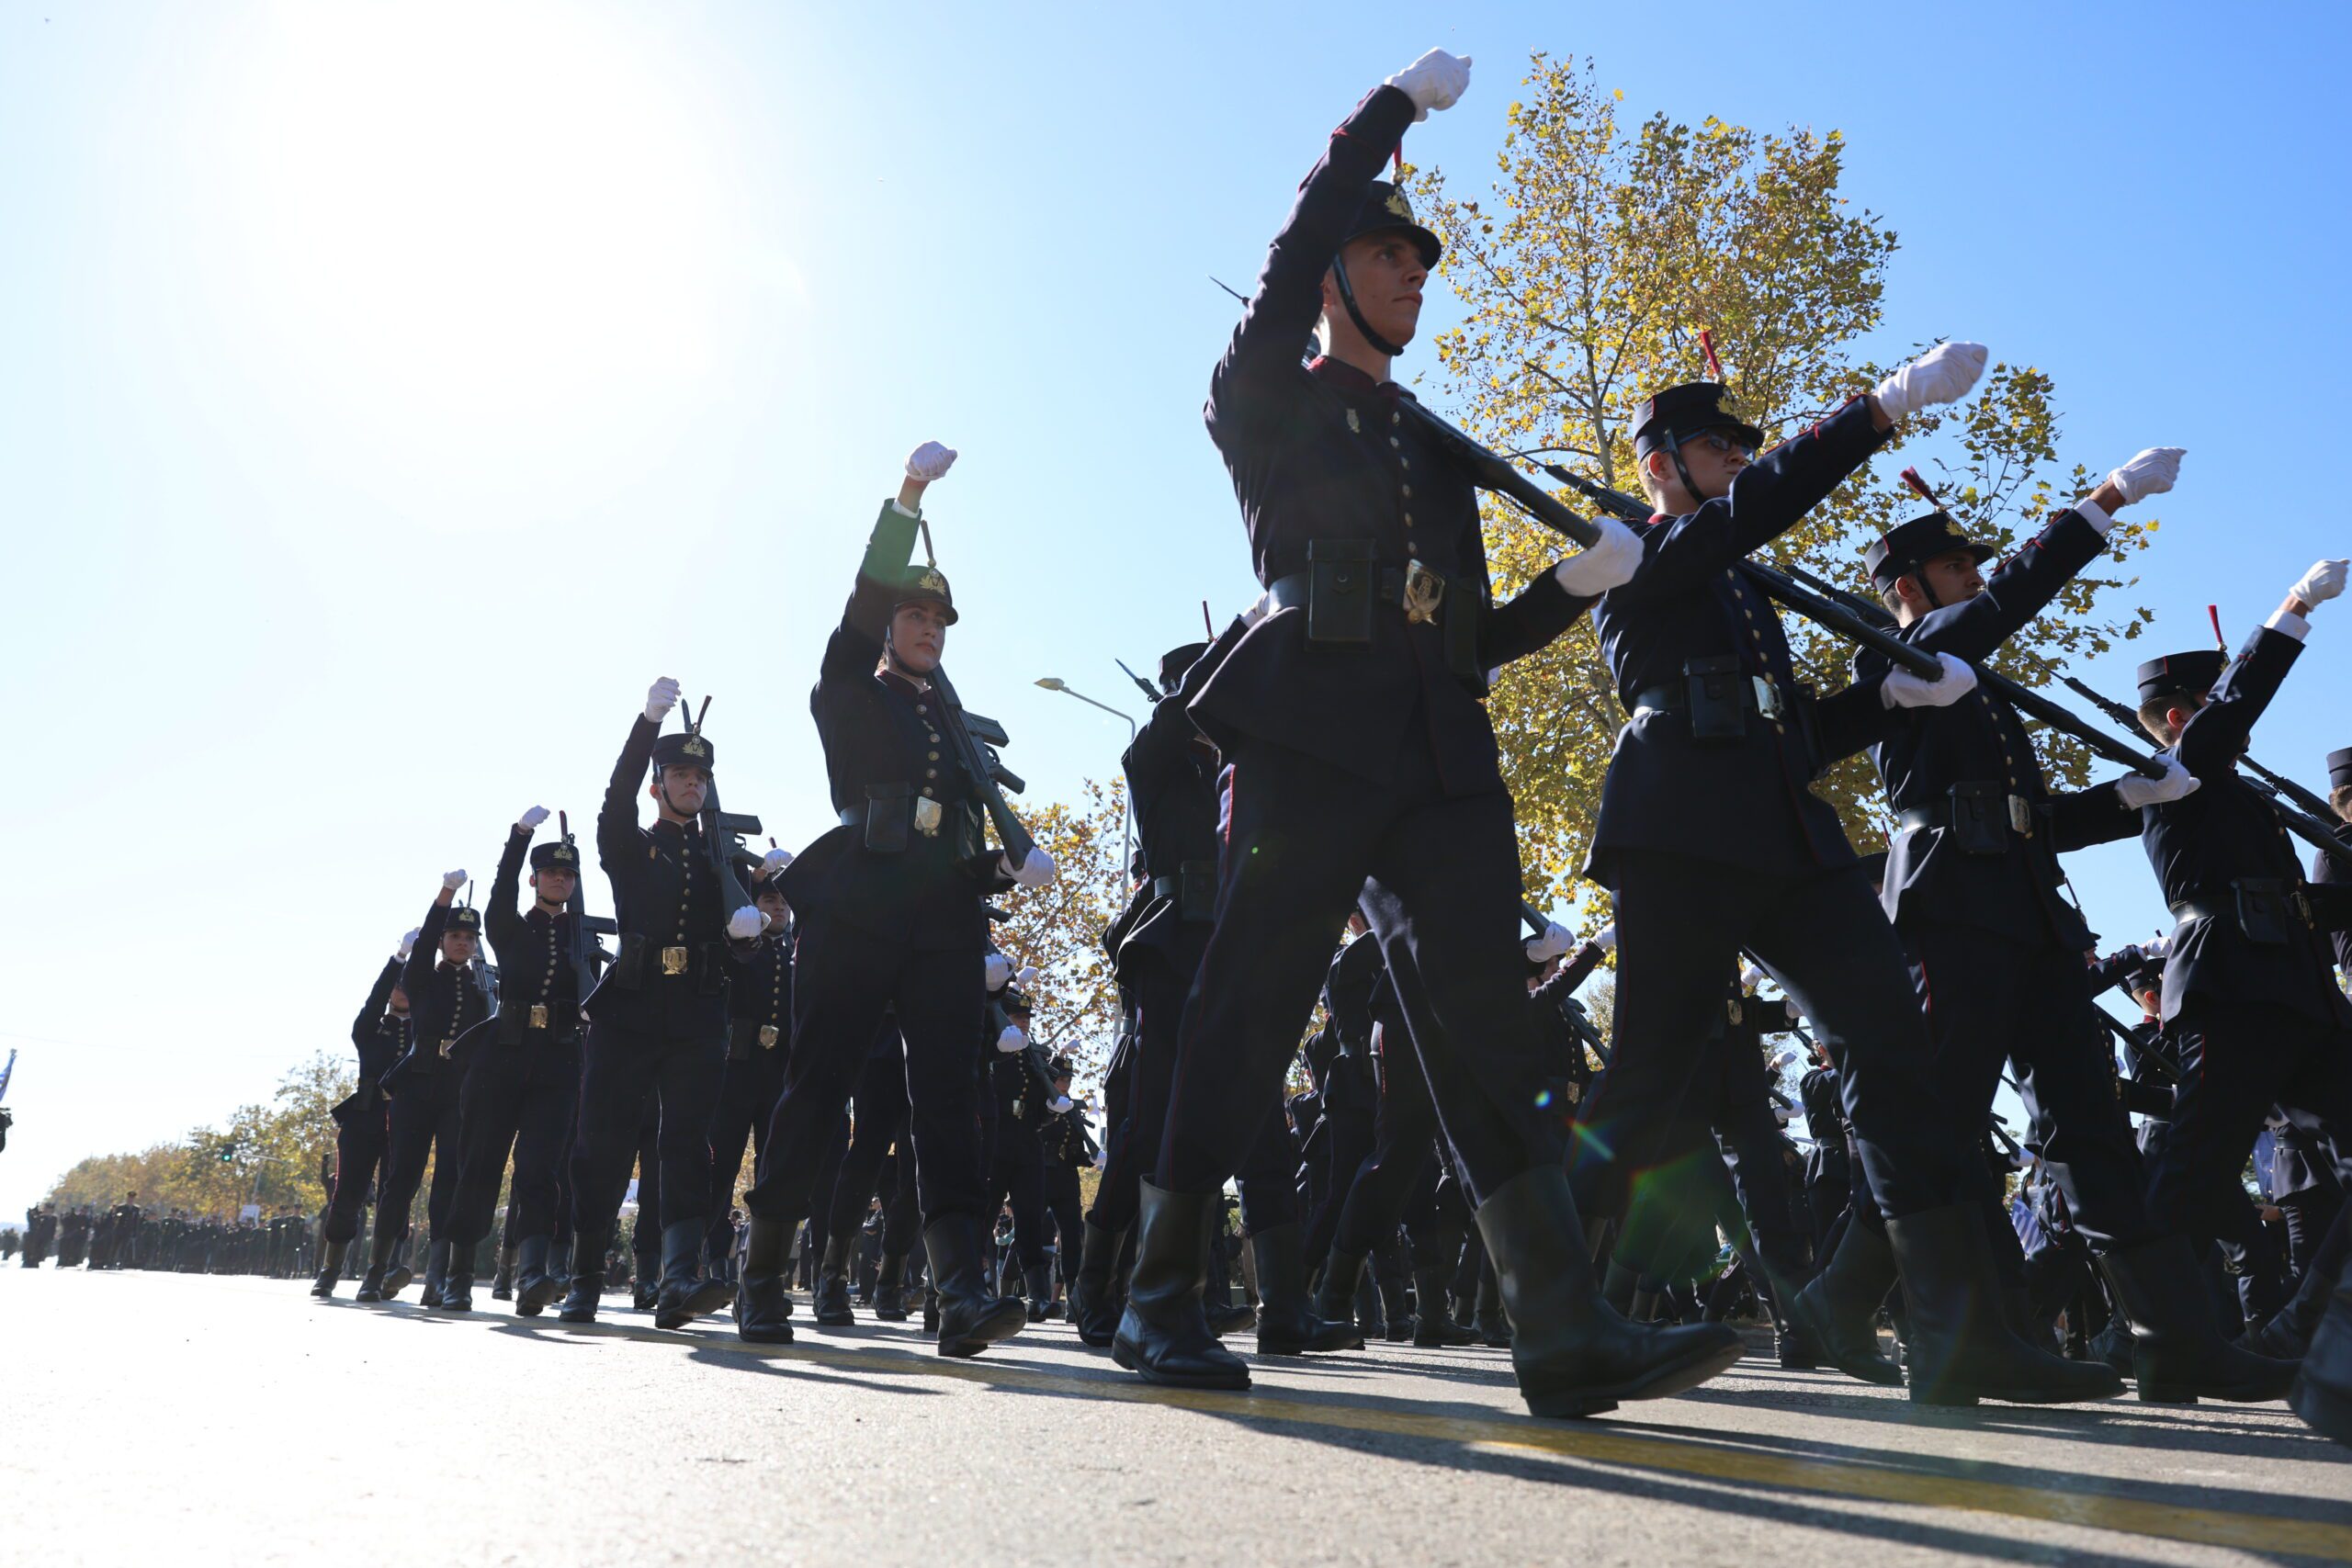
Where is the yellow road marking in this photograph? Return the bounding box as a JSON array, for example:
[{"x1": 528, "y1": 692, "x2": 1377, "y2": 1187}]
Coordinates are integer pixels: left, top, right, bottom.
[{"x1": 350, "y1": 1301, "x2": 2352, "y2": 1560}]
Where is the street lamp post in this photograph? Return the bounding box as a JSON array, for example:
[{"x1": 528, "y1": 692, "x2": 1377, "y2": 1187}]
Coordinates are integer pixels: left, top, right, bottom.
[{"x1": 1035, "y1": 678, "x2": 1137, "y2": 874}]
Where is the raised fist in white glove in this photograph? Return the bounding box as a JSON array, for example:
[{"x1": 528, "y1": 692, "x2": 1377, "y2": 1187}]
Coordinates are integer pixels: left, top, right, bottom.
[
  {"x1": 726, "y1": 906, "x2": 769, "y2": 941},
  {"x1": 1049, "y1": 1095, "x2": 1074, "y2": 1114},
  {"x1": 442, "y1": 869, "x2": 469, "y2": 892},
  {"x1": 2108, "y1": 447, "x2": 2185, "y2": 506},
  {"x1": 1872, "y1": 341, "x2": 1988, "y2": 424},
  {"x1": 1740, "y1": 962, "x2": 1768, "y2": 992},
  {"x1": 2115, "y1": 753, "x2": 2200, "y2": 810},
  {"x1": 1593, "y1": 923, "x2": 1618, "y2": 955},
  {"x1": 1554, "y1": 515, "x2": 1645, "y2": 598},
  {"x1": 1002, "y1": 847, "x2": 1057, "y2": 888},
  {"x1": 1783, "y1": 998, "x2": 1804, "y2": 1023},
  {"x1": 1017, "y1": 965, "x2": 1039, "y2": 988},
  {"x1": 985, "y1": 953, "x2": 1013, "y2": 992},
  {"x1": 1385, "y1": 47, "x2": 1472, "y2": 121},
  {"x1": 517, "y1": 806, "x2": 549, "y2": 833},
  {"x1": 2290, "y1": 558, "x2": 2349, "y2": 610},
  {"x1": 996, "y1": 1025, "x2": 1028, "y2": 1055},
  {"x1": 397, "y1": 928, "x2": 420, "y2": 961},
  {"x1": 760, "y1": 847, "x2": 794, "y2": 878},
  {"x1": 1881, "y1": 651, "x2": 1979, "y2": 710},
  {"x1": 645, "y1": 676, "x2": 681, "y2": 723},
  {"x1": 1523, "y1": 922, "x2": 1574, "y2": 964},
  {"x1": 905, "y1": 442, "x2": 957, "y2": 483}
]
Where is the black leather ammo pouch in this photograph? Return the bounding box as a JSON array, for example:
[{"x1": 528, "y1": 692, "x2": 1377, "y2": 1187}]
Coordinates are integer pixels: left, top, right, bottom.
[
  {"x1": 863, "y1": 783, "x2": 911, "y2": 853},
  {"x1": 1306, "y1": 538, "x2": 1376, "y2": 647},
  {"x1": 1683, "y1": 655, "x2": 1747, "y2": 745},
  {"x1": 2233, "y1": 878, "x2": 2293, "y2": 947},
  {"x1": 1947, "y1": 781, "x2": 2007, "y2": 856}
]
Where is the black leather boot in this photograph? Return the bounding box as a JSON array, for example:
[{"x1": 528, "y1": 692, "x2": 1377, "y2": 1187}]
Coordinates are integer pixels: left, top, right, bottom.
[
  {"x1": 514, "y1": 1235, "x2": 560, "y2": 1317},
  {"x1": 1888, "y1": 1204, "x2": 2123, "y2": 1405},
  {"x1": 356, "y1": 1227, "x2": 401, "y2": 1303},
  {"x1": 492, "y1": 1235, "x2": 518, "y2": 1302},
  {"x1": 1411, "y1": 1267, "x2": 1480, "y2": 1347},
  {"x1": 1114, "y1": 1182, "x2": 1251, "y2": 1389},
  {"x1": 926, "y1": 1215, "x2": 1029, "y2": 1358},
  {"x1": 1251, "y1": 1224, "x2": 1363, "y2": 1355},
  {"x1": 922, "y1": 1286, "x2": 940, "y2": 1337},
  {"x1": 1024, "y1": 1265, "x2": 1054, "y2": 1324},
  {"x1": 1476, "y1": 1264, "x2": 1514, "y2": 1348},
  {"x1": 654, "y1": 1219, "x2": 731, "y2": 1329},
  {"x1": 381, "y1": 1234, "x2": 415, "y2": 1299},
  {"x1": 1311, "y1": 1247, "x2": 1367, "y2": 1329},
  {"x1": 1069, "y1": 1223, "x2": 1123, "y2": 1348},
  {"x1": 632, "y1": 1249, "x2": 660, "y2": 1312},
  {"x1": 811, "y1": 1232, "x2": 855, "y2": 1327},
  {"x1": 1379, "y1": 1269, "x2": 1416, "y2": 1343},
  {"x1": 873, "y1": 1250, "x2": 910, "y2": 1323},
  {"x1": 734, "y1": 1216, "x2": 795, "y2": 1345},
  {"x1": 2098, "y1": 1235, "x2": 2298, "y2": 1403},
  {"x1": 437, "y1": 1244, "x2": 475, "y2": 1312},
  {"x1": 1791, "y1": 1216, "x2": 1904, "y2": 1385},
  {"x1": 1353, "y1": 1272, "x2": 1386, "y2": 1341},
  {"x1": 2290, "y1": 1285, "x2": 2352, "y2": 1443},
  {"x1": 311, "y1": 1240, "x2": 348, "y2": 1300},
  {"x1": 1475, "y1": 1166, "x2": 1745, "y2": 1418},
  {"x1": 1600, "y1": 1258, "x2": 1638, "y2": 1315},
  {"x1": 417, "y1": 1240, "x2": 450, "y2": 1308},
  {"x1": 557, "y1": 1235, "x2": 606, "y2": 1324},
  {"x1": 2245, "y1": 1274, "x2": 2331, "y2": 1360}
]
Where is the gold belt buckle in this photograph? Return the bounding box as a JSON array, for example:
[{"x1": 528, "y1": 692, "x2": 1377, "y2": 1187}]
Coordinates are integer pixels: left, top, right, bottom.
[
  {"x1": 437, "y1": 1038, "x2": 455, "y2": 1059},
  {"x1": 758, "y1": 1024, "x2": 780, "y2": 1050},
  {"x1": 2008, "y1": 795, "x2": 2034, "y2": 838},
  {"x1": 661, "y1": 945, "x2": 690, "y2": 976},
  {"x1": 1726, "y1": 998, "x2": 1744, "y2": 1026},
  {"x1": 1401, "y1": 559, "x2": 1445, "y2": 626},
  {"x1": 1750, "y1": 676, "x2": 1784, "y2": 723},
  {"x1": 911, "y1": 796, "x2": 944, "y2": 838},
  {"x1": 529, "y1": 1004, "x2": 548, "y2": 1031},
  {"x1": 2294, "y1": 889, "x2": 2316, "y2": 927}
]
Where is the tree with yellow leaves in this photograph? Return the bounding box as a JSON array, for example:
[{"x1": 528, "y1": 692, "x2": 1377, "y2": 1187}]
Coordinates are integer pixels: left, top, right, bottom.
[
  {"x1": 986, "y1": 775, "x2": 1133, "y2": 1092},
  {"x1": 1411, "y1": 54, "x2": 2158, "y2": 914}
]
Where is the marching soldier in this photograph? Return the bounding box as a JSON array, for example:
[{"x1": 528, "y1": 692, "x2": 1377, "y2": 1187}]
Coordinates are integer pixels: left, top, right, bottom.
[
  {"x1": 435, "y1": 808, "x2": 604, "y2": 1314},
  {"x1": 317, "y1": 948, "x2": 408, "y2": 1298},
  {"x1": 361, "y1": 877, "x2": 492, "y2": 1303},
  {"x1": 1128, "y1": 51, "x2": 1738, "y2": 1421},
  {"x1": 736, "y1": 442, "x2": 1052, "y2": 1356},
  {"x1": 560, "y1": 682, "x2": 766, "y2": 1328},
  {"x1": 708, "y1": 858, "x2": 795, "y2": 1289}
]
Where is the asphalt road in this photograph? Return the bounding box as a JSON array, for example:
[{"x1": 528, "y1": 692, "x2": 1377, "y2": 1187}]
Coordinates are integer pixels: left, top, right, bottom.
[{"x1": 6, "y1": 1267, "x2": 2352, "y2": 1566}]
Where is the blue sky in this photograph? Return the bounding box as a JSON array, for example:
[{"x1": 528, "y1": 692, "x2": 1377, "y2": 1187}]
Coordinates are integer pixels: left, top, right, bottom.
[{"x1": 4, "y1": 2, "x2": 2346, "y2": 1220}]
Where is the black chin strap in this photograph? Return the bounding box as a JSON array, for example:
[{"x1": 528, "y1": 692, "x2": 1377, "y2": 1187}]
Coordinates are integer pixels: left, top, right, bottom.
[
  {"x1": 1330, "y1": 253, "x2": 1405, "y2": 359},
  {"x1": 1661, "y1": 432, "x2": 1703, "y2": 513}
]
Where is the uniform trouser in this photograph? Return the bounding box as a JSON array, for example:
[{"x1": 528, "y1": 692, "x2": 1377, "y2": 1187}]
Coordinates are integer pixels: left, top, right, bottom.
[
  {"x1": 1091, "y1": 952, "x2": 1188, "y2": 1235},
  {"x1": 1232, "y1": 1098, "x2": 1306, "y2": 1235},
  {"x1": 568, "y1": 1020, "x2": 726, "y2": 1252},
  {"x1": 1335, "y1": 1039, "x2": 1442, "y2": 1258},
  {"x1": 1706, "y1": 1045, "x2": 1810, "y2": 1283},
  {"x1": 1303, "y1": 1098, "x2": 1375, "y2": 1268},
  {"x1": 803, "y1": 1114, "x2": 853, "y2": 1269},
  {"x1": 748, "y1": 914, "x2": 987, "y2": 1228},
  {"x1": 379, "y1": 1068, "x2": 464, "y2": 1244},
  {"x1": 1158, "y1": 731, "x2": 1557, "y2": 1207},
  {"x1": 707, "y1": 1042, "x2": 788, "y2": 1265},
  {"x1": 322, "y1": 1097, "x2": 391, "y2": 1244},
  {"x1": 1903, "y1": 919, "x2": 2156, "y2": 1251},
  {"x1": 1043, "y1": 1165, "x2": 1084, "y2": 1280},
  {"x1": 877, "y1": 1149, "x2": 921, "y2": 1257},
  {"x1": 987, "y1": 1121, "x2": 1049, "y2": 1270},
  {"x1": 1573, "y1": 849, "x2": 1972, "y2": 1230},
  {"x1": 2286, "y1": 1188, "x2": 2345, "y2": 1282},
  {"x1": 824, "y1": 1037, "x2": 911, "y2": 1240},
  {"x1": 445, "y1": 1039, "x2": 581, "y2": 1249},
  {"x1": 629, "y1": 1103, "x2": 664, "y2": 1263},
  {"x1": 2145, "y1": 999, "x2": 2352, "y2": 1258}
]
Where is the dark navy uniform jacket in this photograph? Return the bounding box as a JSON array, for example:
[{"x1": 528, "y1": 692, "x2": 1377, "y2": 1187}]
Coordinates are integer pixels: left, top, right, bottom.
[
  {"x1": 1118, "y1": 655, "x2": 1225, "y2": 979},
  {"x1": 350, "y1": 958, "x2": 412, "y2": 1089},
  {"x1": 582, "y1": 715, "x2": 734, "y2": 1038},
  {"x1": 2140, "y1": 625, "x2": 2352, "y2": 1029},
  {"x1": 728, "y1": 927, "x2": 794, "y2": 1058},
  {"x1": 1193, "y1": 85, "x2": 1591, "y2": 796},
  {"x1": 483, "y1": 825, "x2": 593, "y2": 1046},
  {"x1": 1587, "y1": 398, "x2": 1894, "y2": 886},
  {"x1": 1859, "y1": 507, "x2": 2139, "y2": 949},
  {"x1": 775, "y1": 502, "x2": 1009, "y2": 952},
  {"x1": 399, "y1": 897, "x2": 495, "y2": 1065},
  {"x1": 2314, "y1": 823, "x2": 2352, "y2": 980}
]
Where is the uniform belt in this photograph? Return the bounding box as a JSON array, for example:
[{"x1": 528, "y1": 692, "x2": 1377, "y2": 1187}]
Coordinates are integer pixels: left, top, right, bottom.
[
  {"x1": 2170, "y1": 890, "x2": 2316, "y2": 929},
  {"x1": 1265, "y1": 563, "x2": 1451, "y2": 621},
  {"x1": 1630, "y1": 676, "x2": 1785, "y2": 720},
  {"x1": 1896, "y1": 795, "x2": 2041, "y2": 835}
]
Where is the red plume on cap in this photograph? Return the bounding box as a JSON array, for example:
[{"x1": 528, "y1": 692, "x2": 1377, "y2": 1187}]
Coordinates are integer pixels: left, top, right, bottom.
[
  {"x1": 1900, "y1": 467, "x2": 1940, "y2": 506},
  {"x1": 1698, "y1": 329, "x2": 1724, "y2": 381},
  {"x1": 2209, "y1": 604, "x2": 2225, "y2": 651}
]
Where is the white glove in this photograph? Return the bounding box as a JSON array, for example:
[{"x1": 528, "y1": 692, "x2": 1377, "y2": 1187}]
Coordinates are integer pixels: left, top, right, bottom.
[
  {"x1": 726, "y1": 906, "x2": 768, "y2": 941},
  {"x1": 1739, "y1": 962, "x2": 1768, "y2": 991},
  {"x1": 1002, "y1": 847, "x2": 1057, "y2": 888},
  {"x1": 1881, "y1": 651, "x2": 1979, "y2": 709},
  {"x1": 1049, "y1": 1095, "x2": 1074, "y2": 1114},
  {"x1": 1522, "y1": 922, "x2": 1574, "y2": 964},
  {"x1": 1385, "y1": 47, "x2": 1472, "y2": 121},
  {"x1": 2107, "y1": 446, "x2": 2185, "y2": 506},
  {"x1": 1769, "y1": 1049, "x2": 1798, "y2": 1073},
  {"x1": 2115, "y1": 753, "x2": 2200, "y2": 810},
  {"x1": 760, "y1": 847, "x2": 794, "y2": 877},
  {"x1": 2144, "y1": 934, "x2": 2170, "y2": 959},
  {"x1": 1243, "y1": 590, "x2": 1272, "y2": 628},
  {"x1": 1017, "y1": 964, "x2": 1039, "y2": 987},
  {"x1": 996, "y1": 1025, "x2": 1028, "y2": 1055},
  {"x1": 1783, "y1": 998, "x2": 1803, "y2": 1023},
  {"x1": 905, "y1": 442, "x2": 957, "y2": 483},
  {"x1": 441, "y1": 869, "x2": 469, "y2": 891},
  {"x1": 1553, "y1": 515, "x2": 1645, "y2": 598},
  {"x1": 985, "y1": 953, "x2": 1013, "y2": 992},
  {"x1": 517, "y1": 806, "x2": 549, "y2": 832},
  {"x1": 1593, "y1": 924, "x2": 1617, "y2": 955},
  {"x1": 645, "y1": 676, "x2": 681, "y2": 723},
  {"x1": 2290, "y1": 558, "x2": 2349, "y2": 610},
  {"x1": 397, "y1": 928, "x2": 420, "y2": 961},
  {"x1": 1871, "y1": 341, "x2": 1988, "y2": 423}
]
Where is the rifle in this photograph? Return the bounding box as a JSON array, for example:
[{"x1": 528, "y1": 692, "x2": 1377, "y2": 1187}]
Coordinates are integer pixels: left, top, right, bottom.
[
  {"x1": 2064, "y1": 674, "x2": 2344, "y2": 823},
  {"x1": 556, "y1": 811, "x2": 618, "y2": 991},
  {"x1": 1114, "y1": 658, "x2": 1164, "y2": 706},
  {"x1": 927, "y1": 667, "x2": 1038, "y2": 867}
]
